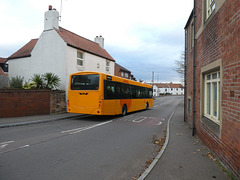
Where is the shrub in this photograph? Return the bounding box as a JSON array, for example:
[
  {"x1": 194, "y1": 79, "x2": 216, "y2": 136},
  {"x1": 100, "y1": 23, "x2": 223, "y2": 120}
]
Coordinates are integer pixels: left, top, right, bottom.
[
  {"x1": 9, "y1": 76, "x2": 24, "y2": 89},
  {"x1": 42, "y1": 73, "x2": 60, "y2": 90},
  {"x1": 31, "y1": 73, "x2": 60, "y2": 90},
  {"x1": 22, "y1": 82, "x2": 37, "y2": 89}
]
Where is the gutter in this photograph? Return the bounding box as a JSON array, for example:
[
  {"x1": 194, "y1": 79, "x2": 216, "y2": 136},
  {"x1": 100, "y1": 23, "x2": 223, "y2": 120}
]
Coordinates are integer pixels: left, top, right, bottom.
[
  {"x1": 192, "y1": 0, "x2": 197, "y2": 136},
  {"x1": 184, "y1": 28, "x2": 187, "y2": 122}
]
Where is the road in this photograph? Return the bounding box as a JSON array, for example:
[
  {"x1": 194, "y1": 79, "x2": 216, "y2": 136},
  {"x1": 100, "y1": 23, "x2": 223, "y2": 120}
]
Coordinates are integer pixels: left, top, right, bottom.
[{"x1": 0, "y1": 96, "x2": 183, "y2": 180}]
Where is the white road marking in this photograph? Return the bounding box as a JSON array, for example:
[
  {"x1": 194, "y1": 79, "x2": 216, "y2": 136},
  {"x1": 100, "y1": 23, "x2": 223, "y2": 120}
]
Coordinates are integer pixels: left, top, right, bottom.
[
  {"x1": 156, "y1": 122, "x2": 162, "y2": 125},
  {"x1": 61, "y1": 120, "x2": 113, "y2": 134},
  {"x1": 0, "y1": 141, "x2": 15, "y2": 150},
  {"x1": 132, "y1": 116, "x2": 147, "y2": 123},
  {"x1": 0, "y1": 141, "x2": 15, "y2": 145},
  {"x1": 18, "y1": 145, "x2": 30, "y2": 149}
]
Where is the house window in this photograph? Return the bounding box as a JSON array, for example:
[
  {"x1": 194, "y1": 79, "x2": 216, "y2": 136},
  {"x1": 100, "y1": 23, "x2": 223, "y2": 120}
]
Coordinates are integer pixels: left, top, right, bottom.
[
  {"x1": 121, "y1": 72, "x2": 124, "y2": 77},
  {"x1": 204, "y1": 71, "x2": 220, "y2": 124},
  {"x1": 125, "y1": 73, "x2": 128, "y2": 78},
  {"x1": 206, "y1": 0, "x2": 215, "y2": 20},
  {"x1": 106, "y1": 60, "x2": 110, "y2": 72},
  {"x1": 77, "y1": 51, "x2": 84, "y2": 66},
  {"x1": 188, "y1": 98, "x2": 191, "y2": 112}
]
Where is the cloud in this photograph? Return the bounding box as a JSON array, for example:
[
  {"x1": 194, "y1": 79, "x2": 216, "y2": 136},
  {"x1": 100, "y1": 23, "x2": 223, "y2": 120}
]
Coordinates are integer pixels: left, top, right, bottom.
[{"x1": 0, "y1": 0, "x2": 193, "y2": 83}]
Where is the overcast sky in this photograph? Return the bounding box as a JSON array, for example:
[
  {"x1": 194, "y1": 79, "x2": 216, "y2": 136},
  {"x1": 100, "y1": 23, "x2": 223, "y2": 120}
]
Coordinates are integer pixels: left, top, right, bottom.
[{"x1": 0, "y1": 0, "x2": 193, "y2": 83}]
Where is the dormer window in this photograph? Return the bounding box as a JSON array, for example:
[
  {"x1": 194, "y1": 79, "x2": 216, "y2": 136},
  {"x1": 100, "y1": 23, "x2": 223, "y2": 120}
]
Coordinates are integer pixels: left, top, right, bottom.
[{"x1": 77, "y1": 51, "x2": 84, "y2": 66}]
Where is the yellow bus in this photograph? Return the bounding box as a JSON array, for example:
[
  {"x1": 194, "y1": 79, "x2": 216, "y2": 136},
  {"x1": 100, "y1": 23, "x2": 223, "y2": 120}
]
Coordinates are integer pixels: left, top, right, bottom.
[{"x1": 67, "y1": 71, "x2": 153, "y2": 116}]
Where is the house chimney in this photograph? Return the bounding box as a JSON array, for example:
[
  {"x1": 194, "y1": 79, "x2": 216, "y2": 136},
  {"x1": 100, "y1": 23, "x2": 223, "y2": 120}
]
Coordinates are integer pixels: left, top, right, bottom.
[
  {"x1": 44, "y1": 5, "x2": 59, "y2": 31},
  {"x1": 94, "y1": 35, "x2": 104, "y2": 48}
]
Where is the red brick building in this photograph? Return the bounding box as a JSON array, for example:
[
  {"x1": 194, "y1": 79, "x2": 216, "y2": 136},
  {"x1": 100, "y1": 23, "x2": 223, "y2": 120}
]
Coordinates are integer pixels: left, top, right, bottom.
[
  {"x1": 185, "y1": 0, "x2": 239, "y2": 177},
  {"x1": 114, "y1": 63, "x2": 136, "y2": 81}
]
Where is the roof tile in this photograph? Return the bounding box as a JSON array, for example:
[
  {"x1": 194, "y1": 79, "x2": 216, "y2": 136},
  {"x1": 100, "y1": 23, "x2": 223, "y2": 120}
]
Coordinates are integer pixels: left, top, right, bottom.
[
  {"x1": 8, "y1": 39, "x2": 38, "y2": 60},
  {"x1": 55, "y1": 27, "x2": 115, "y2": 61}
]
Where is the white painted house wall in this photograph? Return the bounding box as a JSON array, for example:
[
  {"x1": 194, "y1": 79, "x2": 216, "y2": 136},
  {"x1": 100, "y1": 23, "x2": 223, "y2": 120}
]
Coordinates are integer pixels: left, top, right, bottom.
[
  {"x1": 152, "y1": 84, "x2": 184, "y2": 96},
  {"x1": 9, "y1": 6, "x2": 115, "y2": 93},
  {"x1": 8, "y1": 29, "x2": 67, "y2": 90}
]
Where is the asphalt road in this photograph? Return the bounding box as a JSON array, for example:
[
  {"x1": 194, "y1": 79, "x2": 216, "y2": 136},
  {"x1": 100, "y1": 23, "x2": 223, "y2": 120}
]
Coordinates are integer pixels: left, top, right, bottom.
[{"x1": 0, "y1": 96, "x2": 183, "y2": 180}]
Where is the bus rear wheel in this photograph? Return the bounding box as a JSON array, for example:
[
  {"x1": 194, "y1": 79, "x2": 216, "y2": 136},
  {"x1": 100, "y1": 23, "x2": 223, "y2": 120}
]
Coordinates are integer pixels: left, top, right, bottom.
[
  {"x1": 146, "y1": 102, "x2": 149, "y2": 110},
  {"x1": 122, "y1": 105, "x2": 127, "y2": 116}
]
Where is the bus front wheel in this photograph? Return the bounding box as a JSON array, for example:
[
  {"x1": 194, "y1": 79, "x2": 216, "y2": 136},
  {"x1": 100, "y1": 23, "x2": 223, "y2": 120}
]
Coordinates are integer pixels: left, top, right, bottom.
[{"x1": 122, "y1": 105, "x2": 127, "y2": 116}]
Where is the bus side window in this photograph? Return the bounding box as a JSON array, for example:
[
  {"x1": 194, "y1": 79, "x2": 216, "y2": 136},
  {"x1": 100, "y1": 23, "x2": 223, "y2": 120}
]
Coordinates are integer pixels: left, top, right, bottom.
[{"x1": 105, "y1": 80, "x2": 115, "y2": 99}]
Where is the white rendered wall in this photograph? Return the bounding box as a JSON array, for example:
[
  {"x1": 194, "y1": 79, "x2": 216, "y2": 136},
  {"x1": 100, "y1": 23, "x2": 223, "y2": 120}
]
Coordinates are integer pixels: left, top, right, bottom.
[
  {"x1": 66, "y1": 46, "x2": 115, "y2": 90},
  {"x1": 8, "y1": 29, "x2": 67, "y2": 90}
]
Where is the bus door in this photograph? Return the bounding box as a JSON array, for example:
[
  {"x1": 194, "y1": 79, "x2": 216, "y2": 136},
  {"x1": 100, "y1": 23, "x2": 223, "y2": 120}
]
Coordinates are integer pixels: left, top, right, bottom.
[{"x1": 103, "y1": 80, "x2": 117, "y2": 115}]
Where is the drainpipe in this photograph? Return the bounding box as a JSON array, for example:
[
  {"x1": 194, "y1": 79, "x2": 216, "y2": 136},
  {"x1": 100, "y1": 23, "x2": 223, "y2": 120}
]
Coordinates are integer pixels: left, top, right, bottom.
[
  {"x1": 192, "y1": 0, "x2": 196, "y2": 136},
  {"x1": 184, "y1": 28, "x2": 187, "y2": 122}
]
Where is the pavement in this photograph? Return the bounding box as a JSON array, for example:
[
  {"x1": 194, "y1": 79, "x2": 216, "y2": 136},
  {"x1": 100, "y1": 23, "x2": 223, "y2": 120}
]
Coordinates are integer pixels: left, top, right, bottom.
[
  {"x1": 143, "y1": 101, "x2": 228, "y2": 180},
  {"x1": 0, "y1": 103, "x2": 229, "y2": 180}
]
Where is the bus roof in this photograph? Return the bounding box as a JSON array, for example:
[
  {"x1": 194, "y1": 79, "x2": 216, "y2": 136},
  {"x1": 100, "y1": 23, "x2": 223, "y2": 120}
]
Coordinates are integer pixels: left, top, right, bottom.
[{"x1": 70, "y1": 71, "x2": 152, "y2": 88}]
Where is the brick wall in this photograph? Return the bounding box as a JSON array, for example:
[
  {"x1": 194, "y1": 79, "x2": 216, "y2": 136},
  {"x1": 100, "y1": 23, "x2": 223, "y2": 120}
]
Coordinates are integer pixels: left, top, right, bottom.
[
  {"x1": 186, "y1": 0, "x2": 240, "y2": 177},
  {"x1": 0, "y1": 90, "x2": 66, "y2": 118}
]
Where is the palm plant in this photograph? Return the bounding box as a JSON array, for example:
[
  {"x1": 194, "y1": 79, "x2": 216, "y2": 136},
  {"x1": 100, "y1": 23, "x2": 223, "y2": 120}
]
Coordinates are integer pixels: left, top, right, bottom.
[
  {"x1": 31, "y1": 74, "x2": 44, "y2": 89},
  {"x1": 42, "y1": 72, "x2": 60, "y2": 90}
]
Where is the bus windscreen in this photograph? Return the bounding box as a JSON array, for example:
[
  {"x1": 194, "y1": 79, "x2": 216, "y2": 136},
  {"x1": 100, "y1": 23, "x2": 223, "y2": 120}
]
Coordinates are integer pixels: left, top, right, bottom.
[{"x1": 71, "y1": 74, "x2": 99, "y2": 90}]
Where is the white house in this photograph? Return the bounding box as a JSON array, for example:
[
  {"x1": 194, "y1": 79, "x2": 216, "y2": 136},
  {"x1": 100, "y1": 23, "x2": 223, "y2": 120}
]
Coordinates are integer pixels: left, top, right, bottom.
[
  {"x1": 7, "y1": 5, "x2": 115, "y2": 92},
  {"x1": 152, "y1": 83, "x2": 184, "y2": 96}
]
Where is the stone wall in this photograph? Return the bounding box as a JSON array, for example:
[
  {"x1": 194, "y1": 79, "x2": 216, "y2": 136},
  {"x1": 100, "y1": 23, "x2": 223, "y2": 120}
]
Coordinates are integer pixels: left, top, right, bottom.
[{"x1": 50, "y1": 90, "x2": 66, "y2": 114}]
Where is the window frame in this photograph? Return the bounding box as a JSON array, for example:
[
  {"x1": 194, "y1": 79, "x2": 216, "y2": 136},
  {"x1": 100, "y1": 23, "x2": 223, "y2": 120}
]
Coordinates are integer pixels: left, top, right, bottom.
[
  {"x1": 106, "y1": 60, "x2": 110, "y2": 72},
  {"x1": 77, "y1": 51, "x2": 84, "y2": 66},
  {"x1": 205, "y1": 0, "x2": 216, "y2": 20},
  {"x1": 204, "y1": 70, "x2": 220, "y2": 124}
]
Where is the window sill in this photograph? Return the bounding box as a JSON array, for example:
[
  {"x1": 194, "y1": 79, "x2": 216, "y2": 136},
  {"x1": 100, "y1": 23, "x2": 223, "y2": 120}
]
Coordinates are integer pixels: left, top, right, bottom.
[{"x1": 201, "y1": 116, "x2": 220, "y2": 138}]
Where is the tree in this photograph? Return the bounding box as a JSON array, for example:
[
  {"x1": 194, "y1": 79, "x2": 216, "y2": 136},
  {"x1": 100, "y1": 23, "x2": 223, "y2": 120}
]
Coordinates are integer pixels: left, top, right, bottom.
[{"x1": 173, "y1": 52, "x2": 185, "y2": 83}]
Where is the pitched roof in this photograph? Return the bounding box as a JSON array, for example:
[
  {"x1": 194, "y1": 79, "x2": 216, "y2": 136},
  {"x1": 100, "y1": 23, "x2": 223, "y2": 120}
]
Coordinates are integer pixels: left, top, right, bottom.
[
  {"x1": 8, "y1": 27, "x2": 115, "y2": 62},
  {"x1": 8, "y1": 39, "x2": 38, "y2": 60},
  {"x1": 55, "y1": 27, "x2": 115, "y2": 61},
  {"x1": 115, "y1": 63, "x2": 131, "y2": 73},
  {"x1": 0, "y1": 57, "x2": 7, "y2": 63},
  {"x1": 168, "y1": 83, "x2": 183, "y2": 88},
  {"x1": 153, "y1": 83, "x2": 183, "y2": 88}
]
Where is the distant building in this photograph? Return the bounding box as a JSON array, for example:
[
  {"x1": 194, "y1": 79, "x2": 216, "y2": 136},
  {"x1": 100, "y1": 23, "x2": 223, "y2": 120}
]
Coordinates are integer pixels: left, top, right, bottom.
[
  {"x1": 152, "y1": 83, "x2": 184, "y2": 96},
  {"x1": 114, "y1": 63, "x2": 136, "y2": 81},
  {"x1": 0, "y1": 57, "x2": 8, "y2": 76},
  {"x1": 7, "y1": 5, "x2": 115, "y2": 91},
  {"x1": 185, "y1": 0, "x2": 240, "y2": 177}
]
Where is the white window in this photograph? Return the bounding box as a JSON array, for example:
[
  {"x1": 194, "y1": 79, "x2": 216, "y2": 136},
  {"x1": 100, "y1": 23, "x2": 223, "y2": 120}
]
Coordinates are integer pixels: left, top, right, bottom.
[
  {"x1": 206, "y1": 0, "x2": 215, "y2": 19},
  {"x1": 121, "y1": 72, "x2": 124, "y2": 77},
  {"x1": 77, "y1": 51, "x2": 84, "y2": 66},
  {"x1": 125, "y1": 73, "x2": 128, "y2": 78},
  {"x1": 106, "y1": 60, "x2": 110, "y2": 71},
  {"x1": 204, "y1": 71, "x2": 220, "y2": 124}
]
